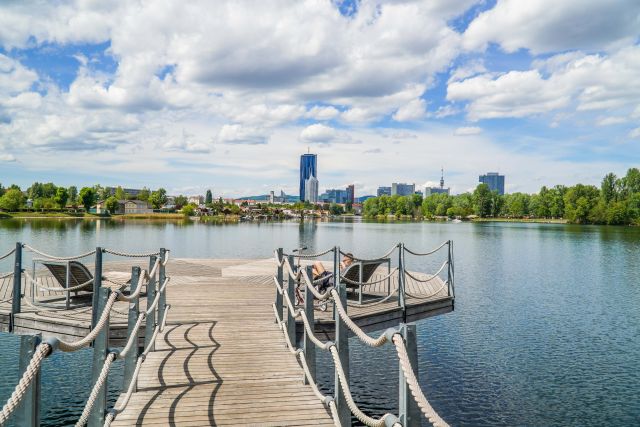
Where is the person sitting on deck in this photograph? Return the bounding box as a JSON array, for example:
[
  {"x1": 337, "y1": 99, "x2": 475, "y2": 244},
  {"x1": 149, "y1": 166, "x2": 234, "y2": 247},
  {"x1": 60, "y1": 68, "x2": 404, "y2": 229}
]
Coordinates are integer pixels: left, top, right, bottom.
[{"x1": 311, "y1": 253, "x2": 354, "y2": 292}]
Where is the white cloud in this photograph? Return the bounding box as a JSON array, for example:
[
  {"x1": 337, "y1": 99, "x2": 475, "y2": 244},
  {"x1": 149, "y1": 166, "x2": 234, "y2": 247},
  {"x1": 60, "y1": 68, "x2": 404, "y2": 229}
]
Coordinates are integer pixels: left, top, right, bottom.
[
  {"x1": 306, "y1": 105, "x2": 340, "y2": 121},
  {"x1": 300, "y1": 124, "x2": 338, "y2": 144},
  {"x1": 393, "y1": 98, "x2": 427, "y2": 122},
  {"x1": 630, "y1": 128, "x2": 640, "y2": 139},
  {"x1": 596, "y1": 116, "x2": 628, "y2": 126},
  {"x1": 0, "y1": 153, "x2": 16, "y2": 162},
  {"x1": 463, "y1": 0, "x2": 640, "y2": 54},
  {"x1": 454, "y1": 126, "x2": 482, "y2": 136},
  {"x1": 216, "y1": 124, "x2": 268, "y2": 145}
]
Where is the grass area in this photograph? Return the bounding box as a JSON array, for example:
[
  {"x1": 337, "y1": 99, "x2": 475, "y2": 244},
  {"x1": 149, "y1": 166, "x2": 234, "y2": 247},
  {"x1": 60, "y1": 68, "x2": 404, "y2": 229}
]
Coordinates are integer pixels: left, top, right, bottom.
[
  {"x1": 199, "y1": 214, "x2": 240, "y2": 222},
  {"x1": 471, "y1": 217, "x2": 568, "y2": 224},
  {"x1": 115, "y1": 213, "x2": 185, "y2": 220},
  {"x1": 2, "y1": 212, "x2": 105, "y2": 218}
]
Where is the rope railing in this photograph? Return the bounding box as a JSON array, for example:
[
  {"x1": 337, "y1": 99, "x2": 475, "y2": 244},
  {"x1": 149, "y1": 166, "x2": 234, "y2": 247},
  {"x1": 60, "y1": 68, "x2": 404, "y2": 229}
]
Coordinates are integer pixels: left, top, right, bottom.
[
  {"x1": 403, "y1": 240, "x2": 449, "y2": 257},
  {"x1": 272, "y1": 242, "x2": 454, "y2": 427},
  {"x1": 0, "y1": 271, "x2": 14, "y2": 280},
  {"x1": 0, "y1": 244, "x2": 171, "y2": 427},
  {"x1": 340, "y1": 244, "x2": 398, "y2": 262},
  {"x1": 22, "y1": 244, "x2": 96, "y2": 261},
  {"x1": 0, "y1": 248, "x2": 15, "y2": 261},
  {"x1": 284, "y1": 247, "x2": 335, "y2": 259}
]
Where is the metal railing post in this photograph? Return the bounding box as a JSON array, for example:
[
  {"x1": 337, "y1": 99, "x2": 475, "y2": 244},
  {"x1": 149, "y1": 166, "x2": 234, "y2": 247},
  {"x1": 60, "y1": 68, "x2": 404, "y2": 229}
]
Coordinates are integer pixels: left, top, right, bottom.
[
  {"x1": 145, "y1": 255, "x2": 157, "y2": 352},
  {"x1": 447, "y1": 241, "x2": 452, "y2": 297},
  {"x1": 123, "y1": 267, "x2": 141, "y2": 392},
  {"x1": 16, "y1": 333, "x2": 41, "y2": 426},
  {"x1": 275, "y1": 248, "x2": 283, "y2": 323},
  {"x1": 449, "y1": 240, "x2": 455, "y2": 299},
  {"x1": 158, "y1": 248, "x2": 166, "y2": 328},
  {"x1": 10, "y1": 242, "x2": 22, "y2": 332},
  {"x1": 398, "y1": 243, "x2": 406, "y2": 311},
  {"x1": 334, "y1": 245, "x2": 351, "y2": 426},
  {"x1": 88, "y1": 287, "x2": 110, "y2": 427},
  {"x1": 398, "y1": 323, "x2": 420, "y2": 426},
  {"x1": 303, "y1": 265, "x2": 316, "y2": 385},
  {"x1": 65, "y1": 260, "x2": 71, "y2": 309},
  {"x1": 286, "y1": 254, "x2": 296, "y2": 348},
  {"x1": 91, "y1": 247, "x2": 103, "y2": 330}
]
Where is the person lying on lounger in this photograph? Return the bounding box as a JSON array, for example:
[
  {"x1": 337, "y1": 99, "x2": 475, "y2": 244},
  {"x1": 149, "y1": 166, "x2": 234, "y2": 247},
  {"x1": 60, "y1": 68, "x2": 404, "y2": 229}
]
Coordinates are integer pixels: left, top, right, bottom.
[{"x1": 311, "y1": 253, "x2": 354, "y2": 291}]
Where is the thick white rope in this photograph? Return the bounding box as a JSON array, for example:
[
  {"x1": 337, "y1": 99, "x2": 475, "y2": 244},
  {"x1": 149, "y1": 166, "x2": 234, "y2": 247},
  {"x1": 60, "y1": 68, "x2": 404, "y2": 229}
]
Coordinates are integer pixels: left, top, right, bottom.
[
  {"x1": 404, "y1": 261, "x2": 448, "y2": 283},
  {"x1": 340, "y1": 268, "x2": 398, "y2": 286},
  {"x1": 301, "y1": 268, "x2": 333, "y2": 300},
  {"x1": 102, "y1": 249, "x2": 160, "y2": 258},
  {"x1": 285, "y1": 247, "x2": 335, "y2": 259},
  {"x1": 345, "y1": 286, "x2": 399, "y2": 307},
  {"x1": 117, "y1": 313, "x2": 146, "y2": 359},
  {"x1": 404, "y1": 280, "x2": 448, "y2": 300},
  {"x1": 272, "y1": 276, "x2": 284, "y2": 295},
  {"x1": 160, "y1": 250, "x2": 170, "y2": 266},
  {"x1": 329, "y1": 345, "x2": 397, "y2": 427},
  {"x1": 75, "y1": 352, "x2": 116, "y2": 427},
  {"x1": 23, "y1": 270, "x2": 94, "y2": 292},
  {"x1": 0, "y1": 344, "x2": 50, "y2": 425},
  {"x1": 103, "y1": 355, "x2": 143, "y2": 427},
  {"x1": 392, "y1": 334, "x2": 449, "y2": 427},
  {"x1": 0, "y1": 248, "x2": 15, "y2": 261},
  {"x1": 403, "y1": 241, "x2": 448, "y2": 257},
  {"x1": 144, "y1": 277, "x2": 169, "y2": 315},
  {"x1": 0, "y1": 271, "x2": 14, "y2": 280},
  {"x1": 115, "y1": 269, "x2": 149, "y2": 302},
  {"x1": 57, "y1": 292, "x2": 119, "y2": 352},
  {"x1": 22, "y1": 244, "x2": 96, "y2": 261},
  {"x1": 331, "y1": 289, "x2": 388, "y2": 347}
]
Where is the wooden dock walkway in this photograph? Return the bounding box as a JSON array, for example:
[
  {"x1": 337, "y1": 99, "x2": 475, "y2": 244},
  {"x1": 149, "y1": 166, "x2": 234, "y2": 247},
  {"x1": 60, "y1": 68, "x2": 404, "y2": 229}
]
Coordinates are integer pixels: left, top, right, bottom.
[{"x1": 110, "y1": 263, "x2": 334, "y2": 426}]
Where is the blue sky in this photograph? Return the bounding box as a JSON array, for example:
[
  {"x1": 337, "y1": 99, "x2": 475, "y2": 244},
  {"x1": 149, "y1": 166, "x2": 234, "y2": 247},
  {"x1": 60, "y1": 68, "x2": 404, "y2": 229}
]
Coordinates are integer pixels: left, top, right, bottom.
[{"x1": 0, "y1": 0, "x2": 639, "y2": 197}]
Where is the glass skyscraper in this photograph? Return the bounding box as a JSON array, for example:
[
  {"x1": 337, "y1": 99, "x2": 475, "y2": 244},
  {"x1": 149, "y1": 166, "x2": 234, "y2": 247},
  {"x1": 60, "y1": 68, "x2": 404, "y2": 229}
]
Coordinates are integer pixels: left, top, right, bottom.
[
  {"x1": 300, "y1": 153, "x2": 317, "y2": 201},
  {"x1": 479, "y1": 172, "x2": 505, "y2": 195}
]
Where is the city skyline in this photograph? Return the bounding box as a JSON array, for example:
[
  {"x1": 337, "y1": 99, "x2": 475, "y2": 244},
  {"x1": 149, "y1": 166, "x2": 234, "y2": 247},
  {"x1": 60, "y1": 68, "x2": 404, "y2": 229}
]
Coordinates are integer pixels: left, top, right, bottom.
[{"x1": 0, "y1": 1, "x2": 638, "y2": 197}]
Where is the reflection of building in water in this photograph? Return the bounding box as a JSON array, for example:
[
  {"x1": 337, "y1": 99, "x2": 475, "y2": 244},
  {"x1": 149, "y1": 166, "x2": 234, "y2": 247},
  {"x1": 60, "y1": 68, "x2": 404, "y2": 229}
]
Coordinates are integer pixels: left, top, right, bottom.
[{"x1": 424, "y1": 169, "x2": 450, "y2": 196}]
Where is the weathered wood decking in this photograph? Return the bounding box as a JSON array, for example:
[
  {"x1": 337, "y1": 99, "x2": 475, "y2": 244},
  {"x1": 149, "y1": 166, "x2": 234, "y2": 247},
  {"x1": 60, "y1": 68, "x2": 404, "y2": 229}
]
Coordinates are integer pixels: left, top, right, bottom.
[{"x1": 0, "y1": 257, "x2": 453, "y2": 425}]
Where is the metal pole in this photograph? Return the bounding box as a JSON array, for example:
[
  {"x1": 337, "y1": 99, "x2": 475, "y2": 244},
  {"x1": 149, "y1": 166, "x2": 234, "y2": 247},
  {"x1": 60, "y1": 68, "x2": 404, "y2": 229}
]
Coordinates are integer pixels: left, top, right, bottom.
[
  {"x1": 66, "y1": 260, "x2": 71, "y2": 309},
  {"x1": 447, "y1": 241, "x2": 452, "y2": 297},
  {"x1": 16, "y1": 333, "x2": 41, "y2": 427},
  {"x1": 158, "y1": 248, "x2": 166, "y2": 328},
  {"x1": 286, "y1": 254, "x2": 296, "y2": 348},
  {"x1": 334, "y1": 246, "x2": 351, "y2": 426},
  {"x1": 398, "y1": 323, "x2": 420, "y2": 426},
  {"x1": 145, "y1": 255, "x2": 157, "y2": 352},
  {"x1": 88, "y1": 287, "x2": 110, "y2": 427},
  {"x1": 303, "y1": 265, "x2": 316, "y2": 385},
  {"x1": 398, "y1": 243, "x2": 406, "y2": 312},
  {"x1": 91, "y1": 247, "x2": 103, "y2": 330},
  {"x1": 10, "y1": 242, "x2": 22, "y2": 332},
  {"x1": 123, "y1": 267, "x2": 140, "y2": 392},
  {"x1": 275, "y1": 248, "x2": 283, "y2": 323},
  {"x1": 449, "y1": 240, "x2": 455, "y2": 299}
]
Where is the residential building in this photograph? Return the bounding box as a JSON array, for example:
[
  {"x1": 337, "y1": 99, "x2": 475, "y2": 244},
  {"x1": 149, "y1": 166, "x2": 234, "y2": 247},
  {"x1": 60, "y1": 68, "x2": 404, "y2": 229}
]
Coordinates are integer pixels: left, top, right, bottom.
[
  {"x1": 106, "y1": 187, "x2": 144, "y2": 198},
  {"x1": 346, "y1": 184, "x2": 355, "y2": 204},
  {"x1": 377, "y1": 186, "x2": 391, "y2": 197},
  {"x1": 479, "y1": 172, "x2": 505, "y2": 195},
  {"x1": 188, "y1": 195, "x2": 204, "y2": 205},
  {"x1": 305, "y1": 176, "x2": 319, "y2": 203},
  {"x1": 299, "y1": 153, "x2": 318, "y2": 202},
  {"x1": 391, "y1": 183, "x2": 415, "y2": 196},
  {"x1": 425, "y1": 169, "x2": 451, "y2": 196},
  {"x1": 96, "y1": 199, "x2": 152, "y2": 214}
]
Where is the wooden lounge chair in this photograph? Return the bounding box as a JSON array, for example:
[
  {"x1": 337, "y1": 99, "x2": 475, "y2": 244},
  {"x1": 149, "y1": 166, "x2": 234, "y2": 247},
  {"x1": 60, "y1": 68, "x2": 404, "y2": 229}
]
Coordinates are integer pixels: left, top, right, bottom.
[{"x1": 341, "y1": 259, "x2": 391, "y2": 304}]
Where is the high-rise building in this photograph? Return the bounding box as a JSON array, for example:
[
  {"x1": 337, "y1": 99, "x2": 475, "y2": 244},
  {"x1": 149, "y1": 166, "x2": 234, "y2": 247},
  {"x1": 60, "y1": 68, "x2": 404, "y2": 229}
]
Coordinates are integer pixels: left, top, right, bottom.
[
  {"x1": 479, "y1": 172, "x2": 505, "y2": 195},
  {"x1": 320, "y1": 189, "x2": 348, "y2": 204},
  {"x1": 377, "y1": 186, "x2": 391, "y2": 197},
  {"x1": 391, "y1": 183, "x2": 415, "y2": 196},
  {"x1": 300, "y1": 153, "x2": 317, "y2": 202},
  {"x1": 425, "y1": 169, "x2": 450, "y2": 196},
  {"x1": 305, "y1": 176, "x2": 319, "y2": 203},
  {"x1": 346, "y1": 184, "x2": 355, "y2": 204}
]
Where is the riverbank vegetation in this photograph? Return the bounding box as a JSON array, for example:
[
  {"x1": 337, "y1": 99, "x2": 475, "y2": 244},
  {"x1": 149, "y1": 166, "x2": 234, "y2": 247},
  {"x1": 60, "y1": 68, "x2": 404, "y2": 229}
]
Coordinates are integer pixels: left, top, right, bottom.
[{"x1": 364, "y1": 168, "x2": 640, "y2": 225}]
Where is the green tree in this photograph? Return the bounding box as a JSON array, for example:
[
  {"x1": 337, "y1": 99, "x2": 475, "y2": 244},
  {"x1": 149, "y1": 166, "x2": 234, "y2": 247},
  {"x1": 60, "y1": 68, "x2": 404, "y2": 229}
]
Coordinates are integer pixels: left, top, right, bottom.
[
  {"x1": 205, "y1": 189, "x2": 213, "y2": 204},
  {"x1": 105, "y1": 196, "x2": 120, "y2": 213},
  {"x1": 0, "y1": 189, "x2": 25, "y2": 211},
  {"x1": 138, "y1": 187, "x2": 150, "y2": 201},
  {"x1": 78, "y1": 187, "x2": 96, "y2": 212},
  {"x1": 181, "y1": 204, "x2": 196, "y2": 217},
  {"x1": 68, "y1": 186, "x2": 78, "y2": 205},
  {"x1": 564, "y1": 184, "x2": 599, "y2": 223},
  {"x1": 175, "y1": 195, "x2": 188, "y2": 209},
  {"x1": 115, "y1": 186, "x2": 126, "y2": 200},
  {"x1": 601, "y1": 173, "x2": 617, "y2": 204},
  {"x1": 473, "y1": 184, "x2": 493, "y2": 217},
  {"x1": 329, "y1": 203, "x2": 344, "y2": 215},
  {"x1": 0, "y1": 183, "x2": 4, "y2": 197},
  {"x1": 54, "y1": 187, "x2": 69, "y2": 208},
  {"x1": 148, "y1": 188, "x2": 168, "y2": 209}
]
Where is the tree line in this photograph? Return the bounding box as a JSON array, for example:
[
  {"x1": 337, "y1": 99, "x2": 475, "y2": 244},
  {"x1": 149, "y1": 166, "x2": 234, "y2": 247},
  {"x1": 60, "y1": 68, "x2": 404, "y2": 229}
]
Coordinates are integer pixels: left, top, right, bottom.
[{"x1": 363, "y1": 168, "x2": 640, "y2": 225}]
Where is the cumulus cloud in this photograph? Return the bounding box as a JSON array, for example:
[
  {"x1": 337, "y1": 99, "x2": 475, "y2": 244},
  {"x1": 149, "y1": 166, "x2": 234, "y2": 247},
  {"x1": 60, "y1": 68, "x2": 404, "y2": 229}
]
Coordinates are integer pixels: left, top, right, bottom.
[
  {"x1": 463, "y1": 0, "x2": 640, "y2": 54},
  {"x1": 0, "y1": 153, "x2": 16, "y2": 162},
  {"x1": 630, "y1": 128, "x2": 640, "y2": 139},
  {"x1": 454, "y1": 126, "x2": 482, "y2": 136},
  {"x1": 306, "y1": 105, "x2": 340, "y2": 121},
  {"x1": 393, "y1": 98, "x2": 427, "y2": 122},
  {"x1": 300, "y1": 124, "x2": 338, "y2": 143},
  {"x1": 215, "y1": 124, "x2": 268, "y2": 145}
]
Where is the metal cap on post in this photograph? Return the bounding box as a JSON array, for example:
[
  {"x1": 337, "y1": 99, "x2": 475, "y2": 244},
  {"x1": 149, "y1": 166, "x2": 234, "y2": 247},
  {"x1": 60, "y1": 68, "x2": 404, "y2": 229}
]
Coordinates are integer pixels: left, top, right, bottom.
[
  {"x1": 286, "y1": 254, "x2": 296, "y2": 349},
  {"x1": 10, "y1": 242, "x2": 23, "y2": 332},
  {"x1": 16, "y1": 333, "x2": 41, "y2": 427},
  {"x1": 91, "y1": 247, "x2": 103, "y2": 330},
  {"x1": 158, "y1": 248, "x2": 167, "y2": 328},
  {"x1": 398, "y1": 323, "x2": 420, "y2": 426},
  {"x1": 123, "y1": 267, "x2": 141, "y2": 392},
  {"x1": 145, "y1": 255, "x2": 157, "y2": 352},
  {"x1": 303, "y1": 265, "x2": 316, "y2": 385},
  {"x1": 275, "y1": 248, "x2": 284, "y2": 323},
  {"x1": 333, "y1": 246, "x2": 351, "y2": 426},
  {"x1": 88, "y1": 287, "x2": 110, "y2": 427}
]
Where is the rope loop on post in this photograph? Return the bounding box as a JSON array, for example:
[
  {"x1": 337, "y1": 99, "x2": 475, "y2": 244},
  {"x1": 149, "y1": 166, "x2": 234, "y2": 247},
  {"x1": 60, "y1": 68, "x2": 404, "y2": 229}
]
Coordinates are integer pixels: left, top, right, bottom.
[
  {"x1": 22, "y1": 244, "x2": 97, "y2": 261},
  {"x1": 402, "y1": 241, "x2": 448, "y2": 257}
]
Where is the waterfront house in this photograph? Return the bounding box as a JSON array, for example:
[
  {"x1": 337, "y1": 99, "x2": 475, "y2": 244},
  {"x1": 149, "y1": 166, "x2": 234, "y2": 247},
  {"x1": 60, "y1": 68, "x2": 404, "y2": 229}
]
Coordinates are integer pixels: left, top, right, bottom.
[{"x1": 95, "y1": 200, "x2": 152, "y2": 214}]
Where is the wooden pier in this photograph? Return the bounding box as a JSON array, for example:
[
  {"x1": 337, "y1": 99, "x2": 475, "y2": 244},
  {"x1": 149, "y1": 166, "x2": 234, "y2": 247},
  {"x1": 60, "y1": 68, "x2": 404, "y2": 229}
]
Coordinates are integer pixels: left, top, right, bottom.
[{"x1": 0, "y1": 242, "x2": 454, "y2": 426}]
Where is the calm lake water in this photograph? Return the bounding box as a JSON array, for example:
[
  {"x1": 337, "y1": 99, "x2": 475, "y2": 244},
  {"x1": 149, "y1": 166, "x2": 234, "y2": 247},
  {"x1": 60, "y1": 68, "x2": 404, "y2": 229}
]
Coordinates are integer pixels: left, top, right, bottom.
[{"x1": 1, "y1": 218, "x2": 639, "y2": 426}]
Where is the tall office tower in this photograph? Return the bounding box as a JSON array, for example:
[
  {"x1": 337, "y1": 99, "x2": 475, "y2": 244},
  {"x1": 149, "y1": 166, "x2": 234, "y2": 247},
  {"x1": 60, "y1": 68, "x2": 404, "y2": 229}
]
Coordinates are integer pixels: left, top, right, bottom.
[
  {"x1": 391, "y1": 183, "x2": 415, "y2": 196},
  {"x1": 300, "y1": 153, "x2": 317, "y2": 201},
  {"x1": 346, "y1": 184, "x2": 355, "y2": 204},
  {"x1": 479, "y1": 172, "x2": 505, "y2": 195},
  {"x1": 305, "y1": 176, "x2": 319, "y2": 203},
  {"x1": 377, "y1": 186, "x2": 392, "y2": 197}
]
